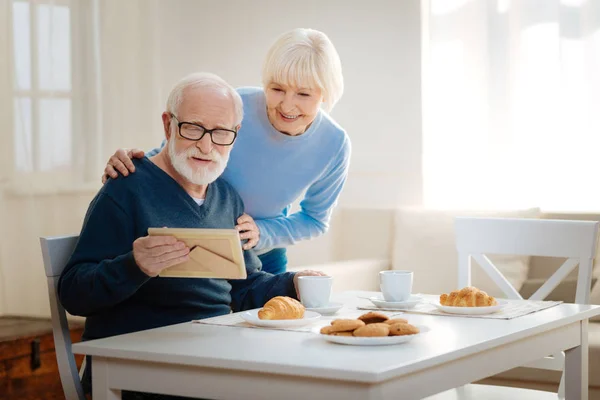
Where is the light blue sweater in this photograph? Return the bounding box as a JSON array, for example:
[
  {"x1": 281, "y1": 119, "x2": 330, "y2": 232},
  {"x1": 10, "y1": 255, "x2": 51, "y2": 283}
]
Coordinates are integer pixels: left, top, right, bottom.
[{"x1": 150, "y1": 87, "x2": 351, "y2": 250}]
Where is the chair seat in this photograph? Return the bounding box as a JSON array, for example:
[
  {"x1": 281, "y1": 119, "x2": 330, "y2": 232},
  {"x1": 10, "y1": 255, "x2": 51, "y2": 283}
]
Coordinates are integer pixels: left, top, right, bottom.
[{"x1": 424, "y1": 384, "x2": 558, "y2": 400}]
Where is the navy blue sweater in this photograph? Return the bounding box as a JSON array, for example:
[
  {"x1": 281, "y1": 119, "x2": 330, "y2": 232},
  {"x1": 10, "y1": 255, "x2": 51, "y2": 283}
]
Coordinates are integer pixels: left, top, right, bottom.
[{"x1": 58, "y1": 157, "x2": 297, "y2": 340}]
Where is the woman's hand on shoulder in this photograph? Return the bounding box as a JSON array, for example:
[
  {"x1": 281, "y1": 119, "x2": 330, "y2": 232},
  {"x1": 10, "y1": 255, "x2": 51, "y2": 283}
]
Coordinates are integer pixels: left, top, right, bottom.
[
  {"x1": 236, "y1": 213, "x2": 260, "y2": 250},
  {"x1": 102, "y1": 148, "x2": 145, "y2": 183}
]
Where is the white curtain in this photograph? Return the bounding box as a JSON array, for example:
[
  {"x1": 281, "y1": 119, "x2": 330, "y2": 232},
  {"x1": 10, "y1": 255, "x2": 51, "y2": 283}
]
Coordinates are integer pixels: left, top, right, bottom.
[
  {"x1": 0, "y1": 0, "x2": 162, "y2": 316},
  {"x1": 423, "y1": 0, "x2": 600, "y2": 211}
]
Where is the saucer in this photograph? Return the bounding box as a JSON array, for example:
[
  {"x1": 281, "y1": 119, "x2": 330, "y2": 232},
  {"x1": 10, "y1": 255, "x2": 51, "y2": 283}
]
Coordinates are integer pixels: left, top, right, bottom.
[
  {"x1": 367, "y1": 295, "x2": 423, "y2": 310},
  {"x1": 305, "y1": 302, "x2": 344, "y2": 315}
]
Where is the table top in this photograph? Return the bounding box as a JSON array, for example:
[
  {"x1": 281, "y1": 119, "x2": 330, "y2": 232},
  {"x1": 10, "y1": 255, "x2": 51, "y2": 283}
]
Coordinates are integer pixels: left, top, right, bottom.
[{"x1": 73, "y1": 291, "x2": 600, "y2": 383}]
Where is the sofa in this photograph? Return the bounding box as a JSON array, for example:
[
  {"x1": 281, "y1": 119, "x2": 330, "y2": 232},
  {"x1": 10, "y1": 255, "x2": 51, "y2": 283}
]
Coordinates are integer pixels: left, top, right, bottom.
[{"x1": 289, "y1": 207, "x2": 600, "y2": 397}]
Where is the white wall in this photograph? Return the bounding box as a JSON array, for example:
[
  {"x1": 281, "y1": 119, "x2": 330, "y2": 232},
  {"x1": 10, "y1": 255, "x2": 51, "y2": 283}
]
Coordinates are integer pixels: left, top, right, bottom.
[
  {"x1": 154, "y1": 0, "x2": 423, "y2": 265},
  {"x1": 0, "y1": 0, "x2": 423, "y2": 316},
  {"x1": 155, "y1": 0, "x2": 423, "y2": 208}
]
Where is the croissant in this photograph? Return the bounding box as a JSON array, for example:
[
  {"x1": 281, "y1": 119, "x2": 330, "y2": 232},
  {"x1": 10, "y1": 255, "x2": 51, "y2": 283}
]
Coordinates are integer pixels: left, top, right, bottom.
[
  {"x1": 258, "y1": 296, "x2": 305, "y2": 320},
  {"x1": 440, "y1": 286, "x2": 497, "y2": 307}
]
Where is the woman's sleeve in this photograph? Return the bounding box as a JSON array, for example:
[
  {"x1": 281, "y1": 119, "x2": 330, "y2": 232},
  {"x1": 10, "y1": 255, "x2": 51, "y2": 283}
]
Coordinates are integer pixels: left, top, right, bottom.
[
  {"x1": 145, "y1": 139, "x2": 166, "y2": 157},
  {"x1": 254, "y1": 136, "x2": 351, "y2": 250}
]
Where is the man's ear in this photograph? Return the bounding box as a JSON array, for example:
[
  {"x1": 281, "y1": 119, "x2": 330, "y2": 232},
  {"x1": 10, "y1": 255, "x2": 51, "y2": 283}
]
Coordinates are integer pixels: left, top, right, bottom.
[
  {"x1": 162, "y1": 112, "x2": 172, "y2": 140},
  {"x1": 231, "y1": 124, "x2": 241, "y2": 146}
]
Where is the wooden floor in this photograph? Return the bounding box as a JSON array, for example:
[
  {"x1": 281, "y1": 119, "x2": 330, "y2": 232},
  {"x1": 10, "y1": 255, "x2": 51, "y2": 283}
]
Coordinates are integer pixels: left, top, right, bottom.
[
  {"x1": 478, "y1": 378, "x2": 600, "y2": 400},
  {"x1": 0, "y1": 316, "x2": 84, "y2": 400}
]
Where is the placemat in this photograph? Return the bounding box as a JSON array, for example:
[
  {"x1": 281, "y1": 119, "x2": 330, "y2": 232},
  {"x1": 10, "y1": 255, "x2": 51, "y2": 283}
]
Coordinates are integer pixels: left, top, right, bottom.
[
  {"x1": 357, "y1": 294, "x2": 562, "y2": 319},
  {"x1": 193, "y1": 308, "x2": 405, "y2": 333}
]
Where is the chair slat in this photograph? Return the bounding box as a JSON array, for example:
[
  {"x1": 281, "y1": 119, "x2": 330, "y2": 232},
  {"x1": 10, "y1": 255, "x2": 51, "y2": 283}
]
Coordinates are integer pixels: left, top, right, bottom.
[
  {"x1": 40, "y1": 235, "x2": 85, "y2": 400},
  {"x1": 471, "y1": 254, "x2": 523, "y2": 299},
  {"x1": 455, "y1": 218, "x2": 599, "y2": 259},
  {"x1": 40, "y1": 235, "x2": 79, "y2": 277}
]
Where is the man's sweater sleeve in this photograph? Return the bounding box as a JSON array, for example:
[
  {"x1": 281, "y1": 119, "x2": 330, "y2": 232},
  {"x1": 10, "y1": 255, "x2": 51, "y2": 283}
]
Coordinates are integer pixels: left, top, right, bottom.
[
  {"x1": 229, "y1": 248, "x2": 297, "y2": 312},
  {"x1": 58, "y1": 193, "x2": 150, "y2": 317}
]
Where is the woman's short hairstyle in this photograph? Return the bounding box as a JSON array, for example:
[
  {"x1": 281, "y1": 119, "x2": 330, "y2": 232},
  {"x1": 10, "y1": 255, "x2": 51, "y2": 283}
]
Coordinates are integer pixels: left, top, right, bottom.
[
  {"x1": 262, "y1": 28, "x2": 344, "y2": 112},
  {"x1": 166, "y1": 72, "x2": 243, "y2": 126}
]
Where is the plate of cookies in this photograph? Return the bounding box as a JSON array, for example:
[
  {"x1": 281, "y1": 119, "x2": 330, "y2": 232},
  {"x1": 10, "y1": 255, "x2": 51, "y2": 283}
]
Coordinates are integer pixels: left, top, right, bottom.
[
  {"x1": 319, "y1": 312, "x2": 429, "y2": 346},
  {"x1": 433, "y1": 287, "x2": 508, "y2": 315},
  {"x1": 241, "y1": 296, "x2": 321, "y2": 328}
]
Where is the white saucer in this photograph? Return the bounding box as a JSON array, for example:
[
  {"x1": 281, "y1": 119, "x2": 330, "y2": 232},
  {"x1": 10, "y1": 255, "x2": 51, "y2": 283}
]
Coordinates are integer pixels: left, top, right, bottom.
[
  {"x1": 321, "y1": 325, "x2": 430, "y2": 346},
  {"x1": 367, "y1": 295, "x2": 423, "y2": 310},
  {"x1": 432, "y1": 299, "x2": 508, "y2": 315},
  {"x1": 305, "y1": 302, "x2": 344, "y2": 315},
  {"x1": 240, "y1": 309, "x2": 321, "y2": 328}
]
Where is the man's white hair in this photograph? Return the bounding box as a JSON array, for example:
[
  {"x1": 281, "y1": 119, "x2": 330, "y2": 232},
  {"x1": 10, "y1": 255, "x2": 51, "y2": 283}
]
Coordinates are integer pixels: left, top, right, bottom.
[
  {"x1": 166, "y1": 72, "x2": 243, "y2": 126},
  {"x1": 261, "y1": 28, "x2": 344, "y2": 112}
]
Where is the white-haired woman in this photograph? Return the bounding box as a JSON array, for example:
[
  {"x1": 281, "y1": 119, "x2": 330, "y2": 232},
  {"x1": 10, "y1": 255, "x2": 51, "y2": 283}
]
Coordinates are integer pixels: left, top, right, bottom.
[{"x1": 102, "y1": 28, "x2": 351, "y2": 275}]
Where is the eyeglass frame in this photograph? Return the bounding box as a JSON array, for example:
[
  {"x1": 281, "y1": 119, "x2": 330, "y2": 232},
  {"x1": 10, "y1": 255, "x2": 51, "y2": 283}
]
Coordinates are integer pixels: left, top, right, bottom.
[{"x1": 170, "y1": 113, "x2": 238, "y2": 146}]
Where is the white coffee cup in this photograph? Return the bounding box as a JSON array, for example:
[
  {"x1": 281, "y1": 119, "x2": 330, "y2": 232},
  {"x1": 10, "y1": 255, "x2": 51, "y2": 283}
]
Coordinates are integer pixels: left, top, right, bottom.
[
  {"x1": 297, "y1": 276, "x2": 333, "y2": 308},
  {"x1": 380, "y1": 270, "x2": 413, "y2": 302}
]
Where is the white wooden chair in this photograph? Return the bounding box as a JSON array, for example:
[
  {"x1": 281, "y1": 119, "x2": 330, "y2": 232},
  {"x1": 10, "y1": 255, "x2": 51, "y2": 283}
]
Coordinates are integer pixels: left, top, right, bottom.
[
  {"x1": 40, "y1": 235, "x2": 86, "y2": 400},
  {"x1": 426, "y1": 217, "x2": 599, "y2": 400}
]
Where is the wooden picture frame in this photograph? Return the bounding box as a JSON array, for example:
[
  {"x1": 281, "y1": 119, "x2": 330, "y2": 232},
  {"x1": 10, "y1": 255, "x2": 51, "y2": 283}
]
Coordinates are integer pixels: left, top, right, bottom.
[{"x1": 148, "y1": 228, "x2": 246, "y2": 279}]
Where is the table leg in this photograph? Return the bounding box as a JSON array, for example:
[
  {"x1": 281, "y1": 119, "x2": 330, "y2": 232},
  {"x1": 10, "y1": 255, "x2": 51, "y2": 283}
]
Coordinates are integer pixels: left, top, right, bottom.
[
  {"x1": 565, "y1": 320, "x2": 588, "y2": 400},
  {"x1": 92, "y1": 357, "x2": 122, "y2": 400}
]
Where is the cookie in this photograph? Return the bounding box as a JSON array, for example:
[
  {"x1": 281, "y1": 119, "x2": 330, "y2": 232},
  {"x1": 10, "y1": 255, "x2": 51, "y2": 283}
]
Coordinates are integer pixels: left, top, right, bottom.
[
  {"x1": 330, "y1": 319, "x2": 366, "y2": 332},
  {"x1": 353, "y1": 323, "x2": 390, "y2": 337},
  {"x1": 320, "y1": 325, "x2": 336, "y2": 335},
  {"x1": 388, "y1": 323, "x2": 420, "y2": 336},
  {"x1": 331, "y1": 331, "x2": 354, "y2": 336},
  {"x1": 357, "y1": 311, "x2": 389, "y2": 324},
  {"x1": 384, "y1": 318, "x2": 408, "y2": 325}
]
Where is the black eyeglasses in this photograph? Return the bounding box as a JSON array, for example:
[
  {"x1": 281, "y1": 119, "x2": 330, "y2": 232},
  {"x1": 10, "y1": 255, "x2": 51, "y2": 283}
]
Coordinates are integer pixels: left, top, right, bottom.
[{"x1": 170, "y1": 114, "x2": 237, "y2": 146}]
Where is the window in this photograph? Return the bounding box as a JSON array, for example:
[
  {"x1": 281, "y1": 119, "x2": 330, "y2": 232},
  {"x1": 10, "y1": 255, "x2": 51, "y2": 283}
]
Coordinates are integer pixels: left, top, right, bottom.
[
  {"x1": 423, "y1": 0, "x2": 600, "y2": 211},
  {"x1": 12, "y1": 0, "x2": 73, "y2": 175}
]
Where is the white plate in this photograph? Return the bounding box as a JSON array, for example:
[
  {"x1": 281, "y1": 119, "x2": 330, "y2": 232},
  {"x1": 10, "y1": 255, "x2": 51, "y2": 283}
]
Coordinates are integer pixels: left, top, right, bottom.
[
  {"x1": 432, "y1": 299, "x2": 508, "y2": 315},
  {"x1": 321, "y1": 325, "x2": 430, "y2": 346},
  {"x1": 305, "y1": 302, "x2": 344, "y2": 315},
  {"x1": 240, "y1": 309, "x2": 321, "y2": 328},
  {"x1": 367, "y1": 295, "x2": 423, "y2": 310}
]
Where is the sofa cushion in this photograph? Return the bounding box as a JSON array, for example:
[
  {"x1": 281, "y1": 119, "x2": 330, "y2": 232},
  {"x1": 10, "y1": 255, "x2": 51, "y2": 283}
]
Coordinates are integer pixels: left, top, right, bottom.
[
  {"x1": 288, "y1": 259, "x2": 389, "y2": 293},
  {"x1": 520, "y1": 277, "x2": 598, "y2": 303},
  {"x1": 391, "y1": 207, "x2": 541, "y2": 297}
]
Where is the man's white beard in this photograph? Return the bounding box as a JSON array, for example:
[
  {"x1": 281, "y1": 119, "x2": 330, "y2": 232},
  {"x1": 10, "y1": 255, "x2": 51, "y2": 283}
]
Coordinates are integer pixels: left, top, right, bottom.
[{"x1": 168, "y1": 137, "x2": 229, "y2": 185}]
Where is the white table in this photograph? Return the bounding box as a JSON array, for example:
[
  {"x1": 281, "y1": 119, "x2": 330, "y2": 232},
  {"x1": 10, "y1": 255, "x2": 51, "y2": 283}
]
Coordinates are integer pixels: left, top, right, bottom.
[{"x1": 73, "y1": 291, "x2": 600, "y2": 400}]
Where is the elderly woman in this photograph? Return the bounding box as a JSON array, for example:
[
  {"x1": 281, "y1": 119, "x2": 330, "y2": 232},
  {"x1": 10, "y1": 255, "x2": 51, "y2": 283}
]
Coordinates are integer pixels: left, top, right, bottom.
[{"x1": 102, "y1": 28, "x2": 351, "y2": 275}]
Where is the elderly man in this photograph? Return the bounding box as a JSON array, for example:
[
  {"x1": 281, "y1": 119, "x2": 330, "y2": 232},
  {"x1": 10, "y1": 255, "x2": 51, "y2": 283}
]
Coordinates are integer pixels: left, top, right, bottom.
[{"x1": 59, "y1": 72, "x2": 323, "y2": 399}]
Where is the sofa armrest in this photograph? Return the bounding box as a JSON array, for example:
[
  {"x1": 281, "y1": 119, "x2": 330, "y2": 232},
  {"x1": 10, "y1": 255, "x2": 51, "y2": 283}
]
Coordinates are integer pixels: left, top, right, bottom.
[{"x1": 288, "y1": 259, "x2": 391, "y2": 293}]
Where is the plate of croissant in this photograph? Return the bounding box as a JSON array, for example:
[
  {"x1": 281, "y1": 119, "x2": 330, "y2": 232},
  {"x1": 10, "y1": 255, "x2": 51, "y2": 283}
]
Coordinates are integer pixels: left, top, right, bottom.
[
  {"x1": 241, "y1": 296, "x2": 321, "y2": 328},
  {"x1": 434, "y1": 286, "x2": 507, "y2": 315}
]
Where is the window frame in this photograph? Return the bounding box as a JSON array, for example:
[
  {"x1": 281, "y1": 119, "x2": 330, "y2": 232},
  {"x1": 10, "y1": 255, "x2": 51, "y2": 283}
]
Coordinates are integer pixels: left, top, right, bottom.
[{"x1": 7, "y1": 0, "x2": 93, "y2": 193}]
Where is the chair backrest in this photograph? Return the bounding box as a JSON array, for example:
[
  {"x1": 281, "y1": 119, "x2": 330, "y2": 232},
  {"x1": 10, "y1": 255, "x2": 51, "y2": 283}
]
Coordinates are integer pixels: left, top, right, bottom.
[
  {"x1": 454, "y1": 217, "x2": 600, "y2": 398},
  {"x1": 455, "y1": 217, "x2": 600, "y2": 303},
  {"x1": 40, "y1": 235, "x2": 85, "y2": 400}
]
